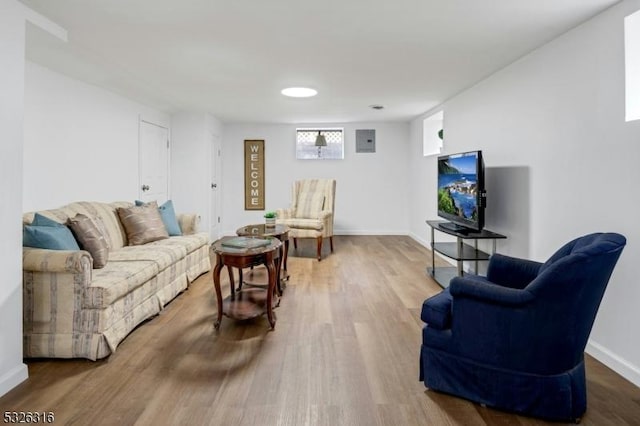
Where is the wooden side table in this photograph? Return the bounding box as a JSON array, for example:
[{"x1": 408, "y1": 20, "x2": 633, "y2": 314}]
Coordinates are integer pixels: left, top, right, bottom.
[
  {"x1": 211, "y1": 237, "x2": 282, "y2": 330},
  {"x1": 236, "y1": 224, "x2": 290, "y2": 294}
]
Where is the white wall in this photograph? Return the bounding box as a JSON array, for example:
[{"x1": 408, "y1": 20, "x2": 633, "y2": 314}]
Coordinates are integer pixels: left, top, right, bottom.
[
  {"x1": 170, "y1": 111, "x2": 223, "y2": 234},
  {"x1": 409, "y1": 0, "x2": 640, "y2": 386},
  {"x1": 0, "y1": 0, "x2": 30, "y2": 398},
  {"x1": 221, "y1": 123, "x2": 410, "y2": 235},
  {"x1": 23, "y1": 61, "x2": 170, "y2": 212}
]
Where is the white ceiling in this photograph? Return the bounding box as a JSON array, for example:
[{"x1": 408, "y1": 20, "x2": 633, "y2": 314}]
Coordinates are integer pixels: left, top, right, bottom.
[{"x1": 21, "y1": 0, "x2": 620, "y2": 123}]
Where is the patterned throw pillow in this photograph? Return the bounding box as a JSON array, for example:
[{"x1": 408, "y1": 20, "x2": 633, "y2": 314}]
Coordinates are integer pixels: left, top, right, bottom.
[
  {"x1": 135, "y1": 199, "x2": 182, "y2": 236},
  {"x1": 117, "y1": 203, "x2": 169, "y2": 246},
  {"x1": 67, "y1": 214, "x2": 109, "y2": 268}
]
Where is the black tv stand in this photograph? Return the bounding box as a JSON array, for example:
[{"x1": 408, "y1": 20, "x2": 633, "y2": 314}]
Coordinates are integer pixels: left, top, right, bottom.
[
  {"x1": 426, "y1": 220, "x2": 507, "y2": 288},
  {"x1": 438, "y1": 222, "x2": 472, "y2": 235}
]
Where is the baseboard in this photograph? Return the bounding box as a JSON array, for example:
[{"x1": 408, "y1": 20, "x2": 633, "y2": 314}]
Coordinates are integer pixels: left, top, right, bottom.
[
  {"x1": 408, "y1": 232, "x2": 429, "y2": 248},
  {"x1": 586, "y1": 340, "x2": 640, "y2": 388},
  {"x1": 0, "y1": 363, "x2": 28, "y2": 398}
]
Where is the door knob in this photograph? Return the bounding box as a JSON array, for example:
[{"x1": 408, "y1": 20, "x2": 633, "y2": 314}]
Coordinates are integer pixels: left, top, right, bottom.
[{"x1": 141, "y1": 184, "x2": 150, "y2": 191}]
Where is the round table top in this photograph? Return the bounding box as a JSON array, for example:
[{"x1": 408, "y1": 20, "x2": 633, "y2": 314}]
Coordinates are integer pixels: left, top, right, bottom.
[
  {"x1": 236, "y1": 223, "x2": 289, "y2": 238},
  {"x1": 211, "y1": 236, "x2": 281, "y2": 256}
]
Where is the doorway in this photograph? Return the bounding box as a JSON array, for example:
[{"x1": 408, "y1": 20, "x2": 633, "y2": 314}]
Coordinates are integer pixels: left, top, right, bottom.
[
  {"x1": 138, "y1": 120, "x2": 169, "y2": 204},
  {"x1": 210, "y1": 132, "x2": 221, "y2": 240}
]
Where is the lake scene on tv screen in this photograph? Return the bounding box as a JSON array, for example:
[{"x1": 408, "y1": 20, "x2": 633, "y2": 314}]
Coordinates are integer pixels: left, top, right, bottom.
[{"x1": 438, "y1": 153, "x2": 478, "y2": 221}]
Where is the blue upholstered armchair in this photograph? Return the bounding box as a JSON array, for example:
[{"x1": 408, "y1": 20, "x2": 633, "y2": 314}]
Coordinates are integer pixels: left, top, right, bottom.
[{"x1": 419, "y1": 233, "x2": 626, "y2": 422}]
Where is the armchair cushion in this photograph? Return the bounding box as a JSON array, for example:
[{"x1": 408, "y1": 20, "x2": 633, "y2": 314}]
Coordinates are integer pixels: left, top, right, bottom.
[
  {"x1": 278, "y1": 218, "x2": 324, "y2": 231},
  {"x1": 295, "y1": 192, "x2": 325, "y2": 219},
  {"x1": 421, "y1": 289, "x2": 452, "y2": 330}
]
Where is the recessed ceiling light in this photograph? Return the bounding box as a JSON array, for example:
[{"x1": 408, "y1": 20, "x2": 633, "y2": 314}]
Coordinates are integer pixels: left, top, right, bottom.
[
  {"x1": 281, "y1": 87, "x2": 318, "y2": 98},
  {"x1": 369, "y1": 104, "x2": 384, "y2": 110}
]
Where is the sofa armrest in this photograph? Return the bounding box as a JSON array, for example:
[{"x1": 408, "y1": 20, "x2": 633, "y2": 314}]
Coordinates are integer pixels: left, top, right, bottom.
[
  {"x1": 23, "y1": 248, "x2": 92, "y2": 273},
  {"x1": 177, "y1": 213, "x2": 200, "y2": 235}
]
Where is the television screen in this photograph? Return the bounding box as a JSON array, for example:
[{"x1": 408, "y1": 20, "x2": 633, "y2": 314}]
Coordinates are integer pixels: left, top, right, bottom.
[{"x1": 437, "y1": 150, "x2": 485, "y2": 232}]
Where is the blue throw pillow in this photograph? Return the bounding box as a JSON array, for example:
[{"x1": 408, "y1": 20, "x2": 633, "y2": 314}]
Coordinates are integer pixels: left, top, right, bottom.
[
  {"x1": 23, "y1": 214, "x2": 80, "y2": 250},
  {"x1": 135, "y1": 200, "x2": 182, "y2": 236},
  {"x1": 158, "y1": 200, "x2": 182, "y2": 236},
  {"x1": 32, "y1": 212, "x2": 63, "y2": 227}
]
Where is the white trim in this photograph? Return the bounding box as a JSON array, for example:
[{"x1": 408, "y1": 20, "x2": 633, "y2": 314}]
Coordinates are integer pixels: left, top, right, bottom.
[
  {"x1": 586, "y1": 340, "x2": 640, "y2": 388},
  {"x1": 0, "y1": 363, "x2": 28, "y2": 398},
  {"x1": 20, "y1": 3, "x2": 67, "y2": 42},
  {"x1": 409, "y1": 232, "x2": 429, "y2": 248}
]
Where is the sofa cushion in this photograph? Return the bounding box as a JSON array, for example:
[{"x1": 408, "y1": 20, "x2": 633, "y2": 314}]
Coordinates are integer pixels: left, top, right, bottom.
[
  {"x1": 68, "y1": 214, "x2": 109, "y2": 269},
  {"x1": 150, "y1": 233, "x2": 209, "y2": 254},
  {"x1": 23, "y1": 213, "x2": 80, "y2": 251},
  {"x1": 109, "y1": 243, "x2": 187, "y2": 270},
  {"x1": 421, "y1": 289, "x2": 453, "y2": 330},
  {"x1": 117, "y1": 203, "x2": 169, "y2": 245},
  {"x1": 295, "y1": 191, "x2": 325, "y2": 219},
  {"x1": 84, "y1": 260, "x2": 159, "y2": 309}
]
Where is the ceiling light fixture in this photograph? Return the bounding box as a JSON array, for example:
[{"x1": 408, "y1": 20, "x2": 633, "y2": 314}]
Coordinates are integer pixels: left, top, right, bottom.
[{"x1": 281, "y1": 87, "x2": 318, "y2": 98}]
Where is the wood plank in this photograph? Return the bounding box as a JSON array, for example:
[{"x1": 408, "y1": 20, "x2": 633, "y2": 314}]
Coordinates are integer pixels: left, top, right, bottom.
[{"x1": 0, "y1": 236, "x2": 638, "y2": 425}]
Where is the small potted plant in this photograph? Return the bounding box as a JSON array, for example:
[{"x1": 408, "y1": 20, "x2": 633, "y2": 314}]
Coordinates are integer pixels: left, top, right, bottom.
[{"x1": 264, "y1": 211, "x2": 277, "y2": 228}]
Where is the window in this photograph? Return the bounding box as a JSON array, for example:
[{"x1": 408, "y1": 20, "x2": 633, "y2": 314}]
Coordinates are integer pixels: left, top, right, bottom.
[
  {"x1": 296, "y1": 128, "x2": 344, "y2": 160},
  {"x1": 423, "y1": 111, "x2": 444, "y2": 156},
  {"x1": 626, "y1": 10, "x2": 640, "y2": 122}
]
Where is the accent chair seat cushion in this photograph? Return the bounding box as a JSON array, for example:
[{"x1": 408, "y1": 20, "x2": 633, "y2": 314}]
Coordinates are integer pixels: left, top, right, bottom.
[{"x1": 279, "y1": 218, "x2": 324, "y2": 231}]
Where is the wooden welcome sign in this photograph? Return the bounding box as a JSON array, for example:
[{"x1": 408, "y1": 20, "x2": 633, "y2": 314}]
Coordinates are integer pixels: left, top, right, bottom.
[{"x1": 244, "y1": 140, "x2": 265, "y2": 210}]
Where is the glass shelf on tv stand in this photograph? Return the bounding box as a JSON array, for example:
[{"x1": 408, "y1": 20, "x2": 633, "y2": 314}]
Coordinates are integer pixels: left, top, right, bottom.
[{"x1": 426, "y1": 220, "x2": 507, "y2": 288}]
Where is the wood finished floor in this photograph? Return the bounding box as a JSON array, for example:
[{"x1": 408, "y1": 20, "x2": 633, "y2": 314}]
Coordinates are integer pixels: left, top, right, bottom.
[{"x1": 1, "y1": 236, "x2": 639, "y2": 425}]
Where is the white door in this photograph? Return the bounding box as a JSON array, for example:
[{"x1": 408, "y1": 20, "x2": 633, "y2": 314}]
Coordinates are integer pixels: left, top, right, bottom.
[
  {"x1": 139, "y1": 120, "x2": 169, "y2": 204},
  {"x1": 210, "y1": 133, "x2": 221, "y2": 240}
]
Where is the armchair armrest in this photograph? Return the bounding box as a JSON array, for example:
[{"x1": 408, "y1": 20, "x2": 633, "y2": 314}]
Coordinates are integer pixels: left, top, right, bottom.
[
  {"x1": 486, "y1": 253, "x2": 542, "y2": 289},
  {"x1": 317, "y1": 210, "x2": 333, "y2": 220},
  {"x1": 177, "y1": 213, "x2": 200, "y2": 235},
  {"x1": 450, "y1": 275, "x2": 535, "y2": 307},
  {"x1": 23, "y1": 248, "x2": 92, "y2": 273}
]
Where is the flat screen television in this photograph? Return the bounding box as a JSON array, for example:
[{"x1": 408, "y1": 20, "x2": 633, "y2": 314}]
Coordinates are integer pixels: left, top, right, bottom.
[{"x1": 437, "y1": 150, "x2": 486, "y2": 233}]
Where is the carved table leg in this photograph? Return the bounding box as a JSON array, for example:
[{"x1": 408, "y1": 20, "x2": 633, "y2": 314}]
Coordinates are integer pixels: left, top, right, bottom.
[{"x1": 213, "y1": 255, "x2": 224, "y2": 330}]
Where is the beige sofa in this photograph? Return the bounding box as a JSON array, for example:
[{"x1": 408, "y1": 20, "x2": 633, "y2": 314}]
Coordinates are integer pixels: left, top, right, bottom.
[{"x1": 22, "y1": 201, "x2": 211, "y2": 360}]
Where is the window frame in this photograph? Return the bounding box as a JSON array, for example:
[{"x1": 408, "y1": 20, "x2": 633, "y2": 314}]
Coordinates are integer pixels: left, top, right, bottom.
[
  {"x1": 423, "y1": 111, "x2": 444, "y2": 157},
  {"x1": 295, "y1": 127, "x2": 345, "y2": 160}
]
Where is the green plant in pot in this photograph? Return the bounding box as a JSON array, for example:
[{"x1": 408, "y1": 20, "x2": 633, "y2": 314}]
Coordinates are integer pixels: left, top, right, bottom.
[{"x1": 264, "y1": 211, "x2": 277, "y2": 227}]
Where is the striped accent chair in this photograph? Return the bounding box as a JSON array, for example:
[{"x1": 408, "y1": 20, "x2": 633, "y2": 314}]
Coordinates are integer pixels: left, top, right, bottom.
[{"x1": 276, "y1": 179, "x2": 336, "y2": 261}]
